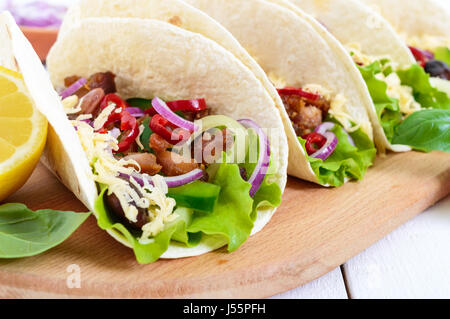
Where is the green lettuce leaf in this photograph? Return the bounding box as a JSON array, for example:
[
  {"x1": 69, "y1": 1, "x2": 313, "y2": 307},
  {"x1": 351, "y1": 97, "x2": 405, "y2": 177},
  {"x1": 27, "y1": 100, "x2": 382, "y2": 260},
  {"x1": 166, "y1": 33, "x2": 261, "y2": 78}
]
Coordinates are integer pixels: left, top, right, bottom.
[
  {"x1": 299, "y1": 125, "x2": 376, "y2": 187},
  {"x1": 434, "y1": 47, "x2": 450, "y2": 65},
  {"x1": 397, "y1": 64, "x2": 450, "y2": 110},
  {"x1": 187, "y1": 162, "x2": 254, "y2": 252},
  {"x1": 392, "y1": 109, "x2": 450, "y2": 153},
  {"x1": 358, "y1": 62, "x2": 403, "y2": 141}
]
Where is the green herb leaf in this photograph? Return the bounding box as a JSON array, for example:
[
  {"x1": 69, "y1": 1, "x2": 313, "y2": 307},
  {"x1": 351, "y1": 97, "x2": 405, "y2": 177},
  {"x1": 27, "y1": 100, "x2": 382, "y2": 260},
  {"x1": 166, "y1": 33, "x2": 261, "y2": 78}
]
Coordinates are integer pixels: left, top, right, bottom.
[
  {"x1": 126, "y1": 98, "x2": 152, "y2": 110},
  {"x1": 392, "y1": 109, "x2": 450, "y2": 153},
  {"x1": 139, "y1": 117, "x2": 153, "y2": 153},
  {"x1": 0, "y1": 204, "x2": 91, "y2": 258}
]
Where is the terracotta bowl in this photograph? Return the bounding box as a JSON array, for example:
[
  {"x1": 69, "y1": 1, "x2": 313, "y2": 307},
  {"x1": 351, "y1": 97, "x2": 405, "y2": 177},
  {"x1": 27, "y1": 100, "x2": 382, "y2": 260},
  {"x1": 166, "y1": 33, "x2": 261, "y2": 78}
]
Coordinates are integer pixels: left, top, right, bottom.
[{"x1": 20, "y1": 26, "x2": 59, "y2": 62}]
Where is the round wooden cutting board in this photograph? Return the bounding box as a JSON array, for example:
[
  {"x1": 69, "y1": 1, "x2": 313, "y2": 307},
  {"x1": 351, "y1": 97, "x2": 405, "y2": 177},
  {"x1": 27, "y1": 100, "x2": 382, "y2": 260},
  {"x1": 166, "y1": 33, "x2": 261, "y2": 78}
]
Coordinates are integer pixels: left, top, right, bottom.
[{"x1": 0, "y1": 151, "x2": 449, "y2": 298}]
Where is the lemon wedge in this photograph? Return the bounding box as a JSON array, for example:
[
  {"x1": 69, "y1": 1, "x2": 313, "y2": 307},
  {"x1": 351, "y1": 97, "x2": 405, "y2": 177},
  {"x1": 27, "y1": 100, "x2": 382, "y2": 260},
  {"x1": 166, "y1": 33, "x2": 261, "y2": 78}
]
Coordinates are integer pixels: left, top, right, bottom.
[{"x1": 0, "y1": 65, "x2": 47, "y2": 201}]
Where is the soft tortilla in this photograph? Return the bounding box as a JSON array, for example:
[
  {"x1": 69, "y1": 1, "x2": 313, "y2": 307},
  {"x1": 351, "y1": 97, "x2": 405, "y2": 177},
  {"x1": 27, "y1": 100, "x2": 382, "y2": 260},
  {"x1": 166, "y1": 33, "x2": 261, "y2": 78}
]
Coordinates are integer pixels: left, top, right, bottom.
[{"x1": 45, "y1": 17, "x2": 288, "y2": 258}]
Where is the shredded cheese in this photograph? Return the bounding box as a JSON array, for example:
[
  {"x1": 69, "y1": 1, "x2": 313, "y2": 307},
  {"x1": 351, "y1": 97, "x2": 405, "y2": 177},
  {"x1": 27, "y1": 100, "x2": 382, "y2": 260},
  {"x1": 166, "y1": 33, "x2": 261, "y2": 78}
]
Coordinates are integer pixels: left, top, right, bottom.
[
  {"x1": 93, "y1": 104, "x2": 116, "y2": 131},
  {"x1": 62, "y1": 95, "x2": 81, "y2": 114},
  {"x1": 71, "y1": 117, "x2": 177, "y2": 241},
  {"x1": 135, "y1": 124, "x2": 145, "y2": 150}
]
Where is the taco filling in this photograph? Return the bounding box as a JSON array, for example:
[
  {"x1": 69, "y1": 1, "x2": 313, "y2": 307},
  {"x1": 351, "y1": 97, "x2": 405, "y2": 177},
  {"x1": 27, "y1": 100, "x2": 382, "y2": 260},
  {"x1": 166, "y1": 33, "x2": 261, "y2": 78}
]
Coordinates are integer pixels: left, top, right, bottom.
[
  {"x1": 348, "y1": 44, "x2": 450, "y2": 152},
  {"x1": 277, "y1": 85, "x2": 376, "y2": 187},
  {"x1": 60, "y1": 71, "x2": 282, "y2": 263}
]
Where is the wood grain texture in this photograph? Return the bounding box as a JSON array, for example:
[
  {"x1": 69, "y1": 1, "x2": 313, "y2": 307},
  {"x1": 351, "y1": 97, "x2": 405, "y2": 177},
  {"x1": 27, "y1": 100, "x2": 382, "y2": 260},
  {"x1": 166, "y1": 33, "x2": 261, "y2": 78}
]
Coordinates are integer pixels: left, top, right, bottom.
[
  {"x1": 271, "y1": 267, "x2": 348, "y2": 299},
  {"x1": 343, "y1": 196, "x2": 450, "y2": 299},
  {"x1": 0, "y1": 151, "x2": 449, "y2": 299}
]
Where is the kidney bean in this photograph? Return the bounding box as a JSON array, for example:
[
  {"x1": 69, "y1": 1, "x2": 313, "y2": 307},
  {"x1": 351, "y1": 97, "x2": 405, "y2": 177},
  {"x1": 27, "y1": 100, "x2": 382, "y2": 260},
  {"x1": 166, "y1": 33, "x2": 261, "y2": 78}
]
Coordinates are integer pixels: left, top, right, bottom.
[
  {"x1": 105, "y1": 192, "x2": 149, "y2": 229},
  {"x1": 79, "y1": 88, "x2": 105, "y2": 116}
]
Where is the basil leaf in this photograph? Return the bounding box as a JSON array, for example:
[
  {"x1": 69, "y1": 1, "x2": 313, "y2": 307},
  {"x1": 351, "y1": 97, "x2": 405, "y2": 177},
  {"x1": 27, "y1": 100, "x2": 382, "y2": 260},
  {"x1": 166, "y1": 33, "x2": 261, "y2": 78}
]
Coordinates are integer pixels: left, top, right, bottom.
[
  {"x1": 0, "y1": 203, "x2": 91, "y2": 258},
  {"x1": 392, "y1": 109, "x2": 450, "y2": 153}
]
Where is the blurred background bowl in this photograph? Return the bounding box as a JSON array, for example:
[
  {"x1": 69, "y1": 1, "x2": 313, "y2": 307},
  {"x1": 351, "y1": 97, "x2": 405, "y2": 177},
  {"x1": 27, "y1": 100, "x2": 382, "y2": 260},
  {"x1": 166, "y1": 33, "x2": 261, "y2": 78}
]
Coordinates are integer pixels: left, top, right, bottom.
[{"x1": 20, "y1": 26, "x2": 58, "y2": 62}]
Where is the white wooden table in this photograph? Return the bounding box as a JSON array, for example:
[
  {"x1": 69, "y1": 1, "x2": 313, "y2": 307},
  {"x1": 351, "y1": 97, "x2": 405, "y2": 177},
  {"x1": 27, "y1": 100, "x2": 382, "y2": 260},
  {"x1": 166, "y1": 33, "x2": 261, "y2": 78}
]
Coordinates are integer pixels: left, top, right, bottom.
[{"x1": 272, "y1": 195, "x2": 450, "y2": 299}]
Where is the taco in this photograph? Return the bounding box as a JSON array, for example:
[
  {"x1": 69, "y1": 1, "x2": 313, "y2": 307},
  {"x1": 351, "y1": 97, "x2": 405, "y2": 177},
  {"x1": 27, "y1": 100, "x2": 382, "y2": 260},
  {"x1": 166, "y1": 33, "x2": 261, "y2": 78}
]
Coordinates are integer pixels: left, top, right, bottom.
[
  {"x1": 288, "y1": 0, "x2": 450, "y2": 153},
  {"x1": 360, "y1": 0, "x2": 450, "y2": 93},
  {"x1": 59, "y1": 0, "x2": 378, "y2": 187},
  {"x1": 6, "y1": 12, "x2": 288, "y2": 263}
]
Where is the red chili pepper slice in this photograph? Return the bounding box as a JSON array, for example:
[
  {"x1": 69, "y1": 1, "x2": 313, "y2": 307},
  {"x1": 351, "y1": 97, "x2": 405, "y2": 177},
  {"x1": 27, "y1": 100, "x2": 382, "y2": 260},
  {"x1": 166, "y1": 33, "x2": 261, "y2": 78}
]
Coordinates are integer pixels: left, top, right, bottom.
[
  {"x1": 115, "y1": 110, "x2": 139, "y2": 153},
  {"x1": 166, "y1": 99, "x2": 207, "y2": 112},
  {"x1": 277, "y1": 87, "x2": 321, "y2": 101},
  {"x1": 98, "y1": 94, "x2": 129, "y2": 130},
  {"x1": 302, "y1": 132, "x2": 327, "y2": 155},
  {"x1": 150, "y1": 114, "x2": 191, "y2": 145},
  {"x1": 100, "y1": 93, "x2": 129, "y2": 110},
  {"x1": 144, "y1": 98, "x2": 207, "y2": 116},
  {"x1": 409, "y1": 46, "x2": 428, "y2": 68},
  {"x1": 95, "y1": 94, "x2": 138, "y2": 153}
]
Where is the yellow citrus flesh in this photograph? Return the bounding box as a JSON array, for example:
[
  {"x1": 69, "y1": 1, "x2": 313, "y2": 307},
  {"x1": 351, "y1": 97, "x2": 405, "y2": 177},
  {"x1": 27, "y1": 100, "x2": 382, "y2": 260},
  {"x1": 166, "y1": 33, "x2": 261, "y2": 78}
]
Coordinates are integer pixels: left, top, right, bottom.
[{"x1": 0, "y1": 65, "x2": 48, "y2": 201}]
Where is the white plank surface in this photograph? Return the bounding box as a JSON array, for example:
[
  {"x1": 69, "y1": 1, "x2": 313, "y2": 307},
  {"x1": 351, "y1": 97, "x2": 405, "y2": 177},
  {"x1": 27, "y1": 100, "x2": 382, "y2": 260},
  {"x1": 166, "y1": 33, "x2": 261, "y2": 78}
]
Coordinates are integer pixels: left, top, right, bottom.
[
  {"x1": 271, "y1": 267, "x2": 348, "y2": 299},
  {"x1": 343, "y1": 196, "x2": 450, "y2": 299}
]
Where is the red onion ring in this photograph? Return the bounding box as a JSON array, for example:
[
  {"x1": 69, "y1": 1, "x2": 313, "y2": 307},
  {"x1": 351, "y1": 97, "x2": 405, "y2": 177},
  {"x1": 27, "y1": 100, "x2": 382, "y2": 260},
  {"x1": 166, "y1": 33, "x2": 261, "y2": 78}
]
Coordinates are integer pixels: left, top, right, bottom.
[
  {"x1": 310, "y1": 132, "x2": 338, "y2": 160},
  {"x1": 315, "y1": 122, "x2": 355, "y2": 147},
  {"x1": 238, "y1": 119, "x2": 270, "y2": 197},
  {"x1": 152, "y1": 97, "x2": 198, "y2": 132},
  {"x1": 59, "y1": 78, "x2": 87, "y2": 100},
  {"x1": 119, "y1": 169, "x2": 204, "y2": 189}
]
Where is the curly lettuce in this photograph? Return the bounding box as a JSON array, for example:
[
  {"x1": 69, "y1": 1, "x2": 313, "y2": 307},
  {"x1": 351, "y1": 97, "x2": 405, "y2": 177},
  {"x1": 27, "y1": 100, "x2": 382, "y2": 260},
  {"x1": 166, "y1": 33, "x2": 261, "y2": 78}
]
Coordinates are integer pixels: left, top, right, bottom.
[
  {"x1": 299, "y1": 124, "x2": 376, "y2": 187},
  {"x1": 358, "y1": 62, "x2": 403, "y2": 142}
]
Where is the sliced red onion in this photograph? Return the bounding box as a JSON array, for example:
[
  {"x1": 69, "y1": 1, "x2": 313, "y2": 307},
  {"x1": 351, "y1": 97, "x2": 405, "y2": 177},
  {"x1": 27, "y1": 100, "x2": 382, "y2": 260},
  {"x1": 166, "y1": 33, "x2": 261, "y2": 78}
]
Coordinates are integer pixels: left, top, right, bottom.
[
  {"x1": 119, "y1": 169, "x2": 204, "y2": 189},
  {"x1": 310, "y1": 132, "x2": 338, "y2": 160},
  {"x1": 59, "y1": 78, "x2": 87, "y2": 100},
  {"x1": 238, "y1": 119, "x2": 270, "y2": 197},
  {"x1": 314, "y1": 122, "x2": 355, "y2": 147},
  {"x1": 314, "y1": 122, "x2": 335, "y2": 135},
  {"x1": 125, "y1": 107, "x2": 145, "y2": 118},
  {"x1": 152, "y1": 97, "x2": 199, "y2": 132},
  {"x1": 7, "y1": 1, "x2": 67, "y2": 28}
]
